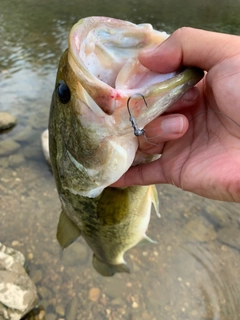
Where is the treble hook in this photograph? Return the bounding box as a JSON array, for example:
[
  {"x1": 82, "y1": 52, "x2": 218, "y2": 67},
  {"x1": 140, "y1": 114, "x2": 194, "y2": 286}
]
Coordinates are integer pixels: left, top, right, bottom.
[{"x1": 127, "y1": 93, "x2": 148, "y2": 137}]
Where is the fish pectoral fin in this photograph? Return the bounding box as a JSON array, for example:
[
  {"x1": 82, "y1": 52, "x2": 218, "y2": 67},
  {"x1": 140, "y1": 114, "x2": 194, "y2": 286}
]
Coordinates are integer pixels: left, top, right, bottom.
[
  {"x1": 92, "y1": 254, "x2": 130, "y2": 277},
  {"x1": 138, "y1": 234, "x2": 158, "y2": 246},
  {"x1": 57, "y1": 210, "x2": 82, "y2": 249},
  {"x1": 149, "y1": 185, "x2": 161, "y2": 218}
]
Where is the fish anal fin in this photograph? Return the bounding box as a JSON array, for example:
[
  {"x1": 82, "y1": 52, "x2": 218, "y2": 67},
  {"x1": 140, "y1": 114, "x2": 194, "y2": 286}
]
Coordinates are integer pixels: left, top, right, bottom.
[
  {"x1": 92, "y1": 254, "x2": 130, "y2": 277},
  {"x1": 138, "y1": 234, "x2": 158, "y2": 246},
  {"x1": 57, "y1": 210, "x2": 81, "y2": 249},
  {"x1": 149, "y1": 185, "x2": 160, "y2": 218}
]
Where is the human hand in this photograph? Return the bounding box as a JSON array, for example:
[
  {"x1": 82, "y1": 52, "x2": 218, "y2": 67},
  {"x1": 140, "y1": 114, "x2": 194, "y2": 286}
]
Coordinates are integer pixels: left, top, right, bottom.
[{"x1": 112, "y1": 27, "x2": 240, "y2": 202}]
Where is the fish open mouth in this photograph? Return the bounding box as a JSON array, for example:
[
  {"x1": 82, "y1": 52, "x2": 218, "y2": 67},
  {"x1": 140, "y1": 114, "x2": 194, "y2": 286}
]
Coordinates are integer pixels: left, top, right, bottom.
[
  {"x1": 52, "y1": 17, "x2": 204, "y2": 198},
  {"x1": 69, "y1": 17, "x2": 169, "y2": 87},
  {"x1": 68, "y1": 16, "x2": 203, "y2": 116}
]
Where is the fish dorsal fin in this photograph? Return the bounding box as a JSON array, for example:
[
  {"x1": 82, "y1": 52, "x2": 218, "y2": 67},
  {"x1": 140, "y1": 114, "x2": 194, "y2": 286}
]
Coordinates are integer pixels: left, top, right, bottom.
[
  {"x1": 57, "y1": 210, "x2": 82, "y2": 249},
  {"x1": 138, "y1": 234, "x2": 158, "y2": 246},
  {"x1": 92, "y1": 254, "x2": 130, "y2": 277},
  {"x1": 149, "y1": 185, "x2": 160, "y2": 218}
]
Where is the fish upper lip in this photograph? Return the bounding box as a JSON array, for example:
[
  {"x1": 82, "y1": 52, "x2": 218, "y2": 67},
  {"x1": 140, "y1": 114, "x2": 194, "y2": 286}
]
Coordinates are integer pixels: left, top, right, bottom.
[
  {"x1": 68, "y1": 46, "x2": 187, "y2": 116},
  {"x1": 68, "y1": 17, "x2": 175, "y2": 115},
  {"x1": 68, "y1": 17, "x2": 203, "y2": 121},
  {"x1": 68, "y1": 44, "x2": 180, "y2": 94}
]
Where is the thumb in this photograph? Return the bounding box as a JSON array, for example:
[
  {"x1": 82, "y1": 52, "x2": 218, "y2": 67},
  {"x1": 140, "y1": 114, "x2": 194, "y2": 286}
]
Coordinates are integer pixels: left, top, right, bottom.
[{"x1": 139, "y1": 27, "x2": 240, "y2": 72}]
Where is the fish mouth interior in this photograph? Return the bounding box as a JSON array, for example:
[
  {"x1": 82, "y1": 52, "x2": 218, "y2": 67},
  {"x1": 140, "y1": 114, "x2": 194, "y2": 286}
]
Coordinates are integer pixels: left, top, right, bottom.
[{"x1": 69, "y1": 17, "x2": 177, "y2": 93}]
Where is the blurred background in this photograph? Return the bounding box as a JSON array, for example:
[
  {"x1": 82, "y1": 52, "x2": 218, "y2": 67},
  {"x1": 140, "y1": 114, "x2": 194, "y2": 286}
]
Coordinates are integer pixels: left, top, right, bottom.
[{"x1": 1, "y1": 0, "x2": 240, "y2": 319}]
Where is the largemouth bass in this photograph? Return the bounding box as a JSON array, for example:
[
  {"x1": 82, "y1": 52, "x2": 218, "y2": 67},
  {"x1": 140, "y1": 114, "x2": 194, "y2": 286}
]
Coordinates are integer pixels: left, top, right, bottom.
[{"x1": 48, "y1": 16, "x2": 203, "y2": 276}]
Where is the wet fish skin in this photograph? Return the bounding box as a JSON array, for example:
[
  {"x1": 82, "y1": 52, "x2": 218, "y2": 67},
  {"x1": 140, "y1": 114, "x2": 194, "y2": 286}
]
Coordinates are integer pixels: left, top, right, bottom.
[
  {"x1": 55, "y1": 185, "x2": 158, "y2": 276},
  {"x1": 48, "y1": 54, "x2": 158, "y2": 275},
  {"x1": 49, "y1": 17, "x2": 203, "y2": 276}
]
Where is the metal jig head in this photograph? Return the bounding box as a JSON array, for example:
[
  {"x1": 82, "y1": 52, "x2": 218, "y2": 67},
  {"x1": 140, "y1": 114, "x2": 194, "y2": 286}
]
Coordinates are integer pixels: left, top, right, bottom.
[{"x1": 127, "y1": 94, "x2": 148, "y2": 137}]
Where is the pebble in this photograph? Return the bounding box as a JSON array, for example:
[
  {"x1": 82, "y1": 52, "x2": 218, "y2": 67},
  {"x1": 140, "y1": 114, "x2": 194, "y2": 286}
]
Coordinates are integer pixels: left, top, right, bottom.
[
  {"x1": 8, "y1": 153, "x2": 25, "y2": 166},
  {"x1": 11, "y1": 240, "x2": 21, "y2": 246},
  {"x1": 0, "y1": 112, "x2": 17, "y2": 131},
  {"x1": 38, "y1": 309, "x2": 46, "y2": 320},
  {"x1": 191, "y1": 310, "x2": 198, "y2": 316},
  {"x1": 88, "y1": 287, "x2": 101, "y2": 302},
  {"x1": 111, "y1": 297, "x2": 125, "y2": 306},
  {"x1": 30, "y1": 269, "x2": 43, "y2": 284},
  {"x1": 29, "y1": 113, "x2": 47, "y2": 130},
  {"x1": 99, "y1": 294, "x2": 107, "y2": 306},
  {"x1": 28, "y1": 253, "x2": 34, "y2": 260},
  {"x1": 0, "y1": 139, "x2": 21, "y2": 156},
  {"x1": 142, "y1": 312, "x2": 152, "y2": 320},
  {"x1": 65, "y1": 296, "x2": 78, "y2": 320},
  {"x1": 38, "y1": 286, "x2": 52, "y2": 299},
  {"x1": 55, "y1": 304, "x2": 65, "y2": 316},
  {"x1": 63, "y1": 241, "x2": 88, "y2": 267},
  {"x1": 0, "y1": 158, "x2": 9, "y2": 168},
  {"x1": 184, "y1": 218, "x2": 217, "y2": 241},
  {"x1": 45, "y1": 313, "x2": 57, "y2": 320},
  {"x1": 22, "y1": 142, "x2": 42, "y2": 160},
  {"x1": 39, "y1": 299, "x2": 48, "y2": 310},
  {"x1": 104, "y1": 279, "x2": 125, "y2": 298},
  {"x1": 132, "y1": 301, "x2": 138, "y2": 308},
  {"x1": 14, "y1": 125, "x2": 33, "y2": 142}
]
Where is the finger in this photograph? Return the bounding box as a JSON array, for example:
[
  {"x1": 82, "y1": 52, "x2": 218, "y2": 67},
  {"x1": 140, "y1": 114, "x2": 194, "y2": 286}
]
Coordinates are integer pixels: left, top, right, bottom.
[
  {"x1": 138, "y1": 114, "x2": 189, "y2": 154},
  {"x1": 111, "y1": 158, "x2": 168, "y2": 187},
  {"x1": 139, "y1": 27, "x2": 240, "y2": 72},
  {"x1": 165, "y1": 86, "x2": 199, "y2": 113}
]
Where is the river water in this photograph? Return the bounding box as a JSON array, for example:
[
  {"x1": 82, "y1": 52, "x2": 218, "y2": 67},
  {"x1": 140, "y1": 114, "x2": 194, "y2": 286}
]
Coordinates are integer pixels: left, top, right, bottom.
[{"x1": 1, "y1": 0, "x2": 240, "y2": 319}]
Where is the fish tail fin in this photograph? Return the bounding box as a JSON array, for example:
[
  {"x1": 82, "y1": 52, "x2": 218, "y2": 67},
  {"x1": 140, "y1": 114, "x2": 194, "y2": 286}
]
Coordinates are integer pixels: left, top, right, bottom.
[{"x1": 92, "y1": 254, "x2": 130, "y2": 276}]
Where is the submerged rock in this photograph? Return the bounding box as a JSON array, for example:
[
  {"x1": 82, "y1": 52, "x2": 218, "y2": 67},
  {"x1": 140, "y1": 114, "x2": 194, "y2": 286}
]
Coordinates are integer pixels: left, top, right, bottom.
[
  {"x1": 0, "y1": 242, "x2": 38, "y2": 320},
  {"x1": 65, "y1": 296, "x2": 78, "y2": 320},
  {"x1": 0, "y1": 139, "x2": 20, "y2": 157},
  {"x1": 13, "y1": 126, "x2": 33, "y2": 143},
  {"x1": 8, "y1": 154, "x2": 25, "y2": 167},
  {"x1": 0, "y1": 112, "x2": 17, "y2": 131},
  {"x1": 22, "y1": 143, "x2": 42, "y2": 161}
]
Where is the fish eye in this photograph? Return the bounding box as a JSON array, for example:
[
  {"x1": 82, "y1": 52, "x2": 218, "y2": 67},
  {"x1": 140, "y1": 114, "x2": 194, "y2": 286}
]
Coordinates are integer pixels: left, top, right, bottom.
[{"x1": 57, "y1": 80, "x2": 71, "y2": 104}]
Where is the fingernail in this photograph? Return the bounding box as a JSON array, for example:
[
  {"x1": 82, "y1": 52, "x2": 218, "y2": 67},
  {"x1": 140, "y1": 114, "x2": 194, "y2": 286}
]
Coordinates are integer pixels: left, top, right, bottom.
[
  {"x1": 161, "y1": 116, "x2": 184, "y2": 134},
  {"x1": 140, "y1": 46, "x2": 157, "y2": 56},
  {"x1": 141, "y1": 39, "x2": 169, "y2": 56},
  {"x1": 181, "y1": 87, "x2": 198, "y2": 102}
]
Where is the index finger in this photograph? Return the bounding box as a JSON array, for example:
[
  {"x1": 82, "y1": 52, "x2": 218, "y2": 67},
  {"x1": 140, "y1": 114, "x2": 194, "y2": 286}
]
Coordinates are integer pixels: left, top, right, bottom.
[{"x1": 139, "y1": 27, "x2": 240, "y2": 72}]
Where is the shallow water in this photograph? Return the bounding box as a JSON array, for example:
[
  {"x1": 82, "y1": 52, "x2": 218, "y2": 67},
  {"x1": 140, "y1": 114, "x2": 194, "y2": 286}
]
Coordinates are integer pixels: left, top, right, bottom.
[{"x1": 1, "y1": 0, "x2": 240, "y2": 319}]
